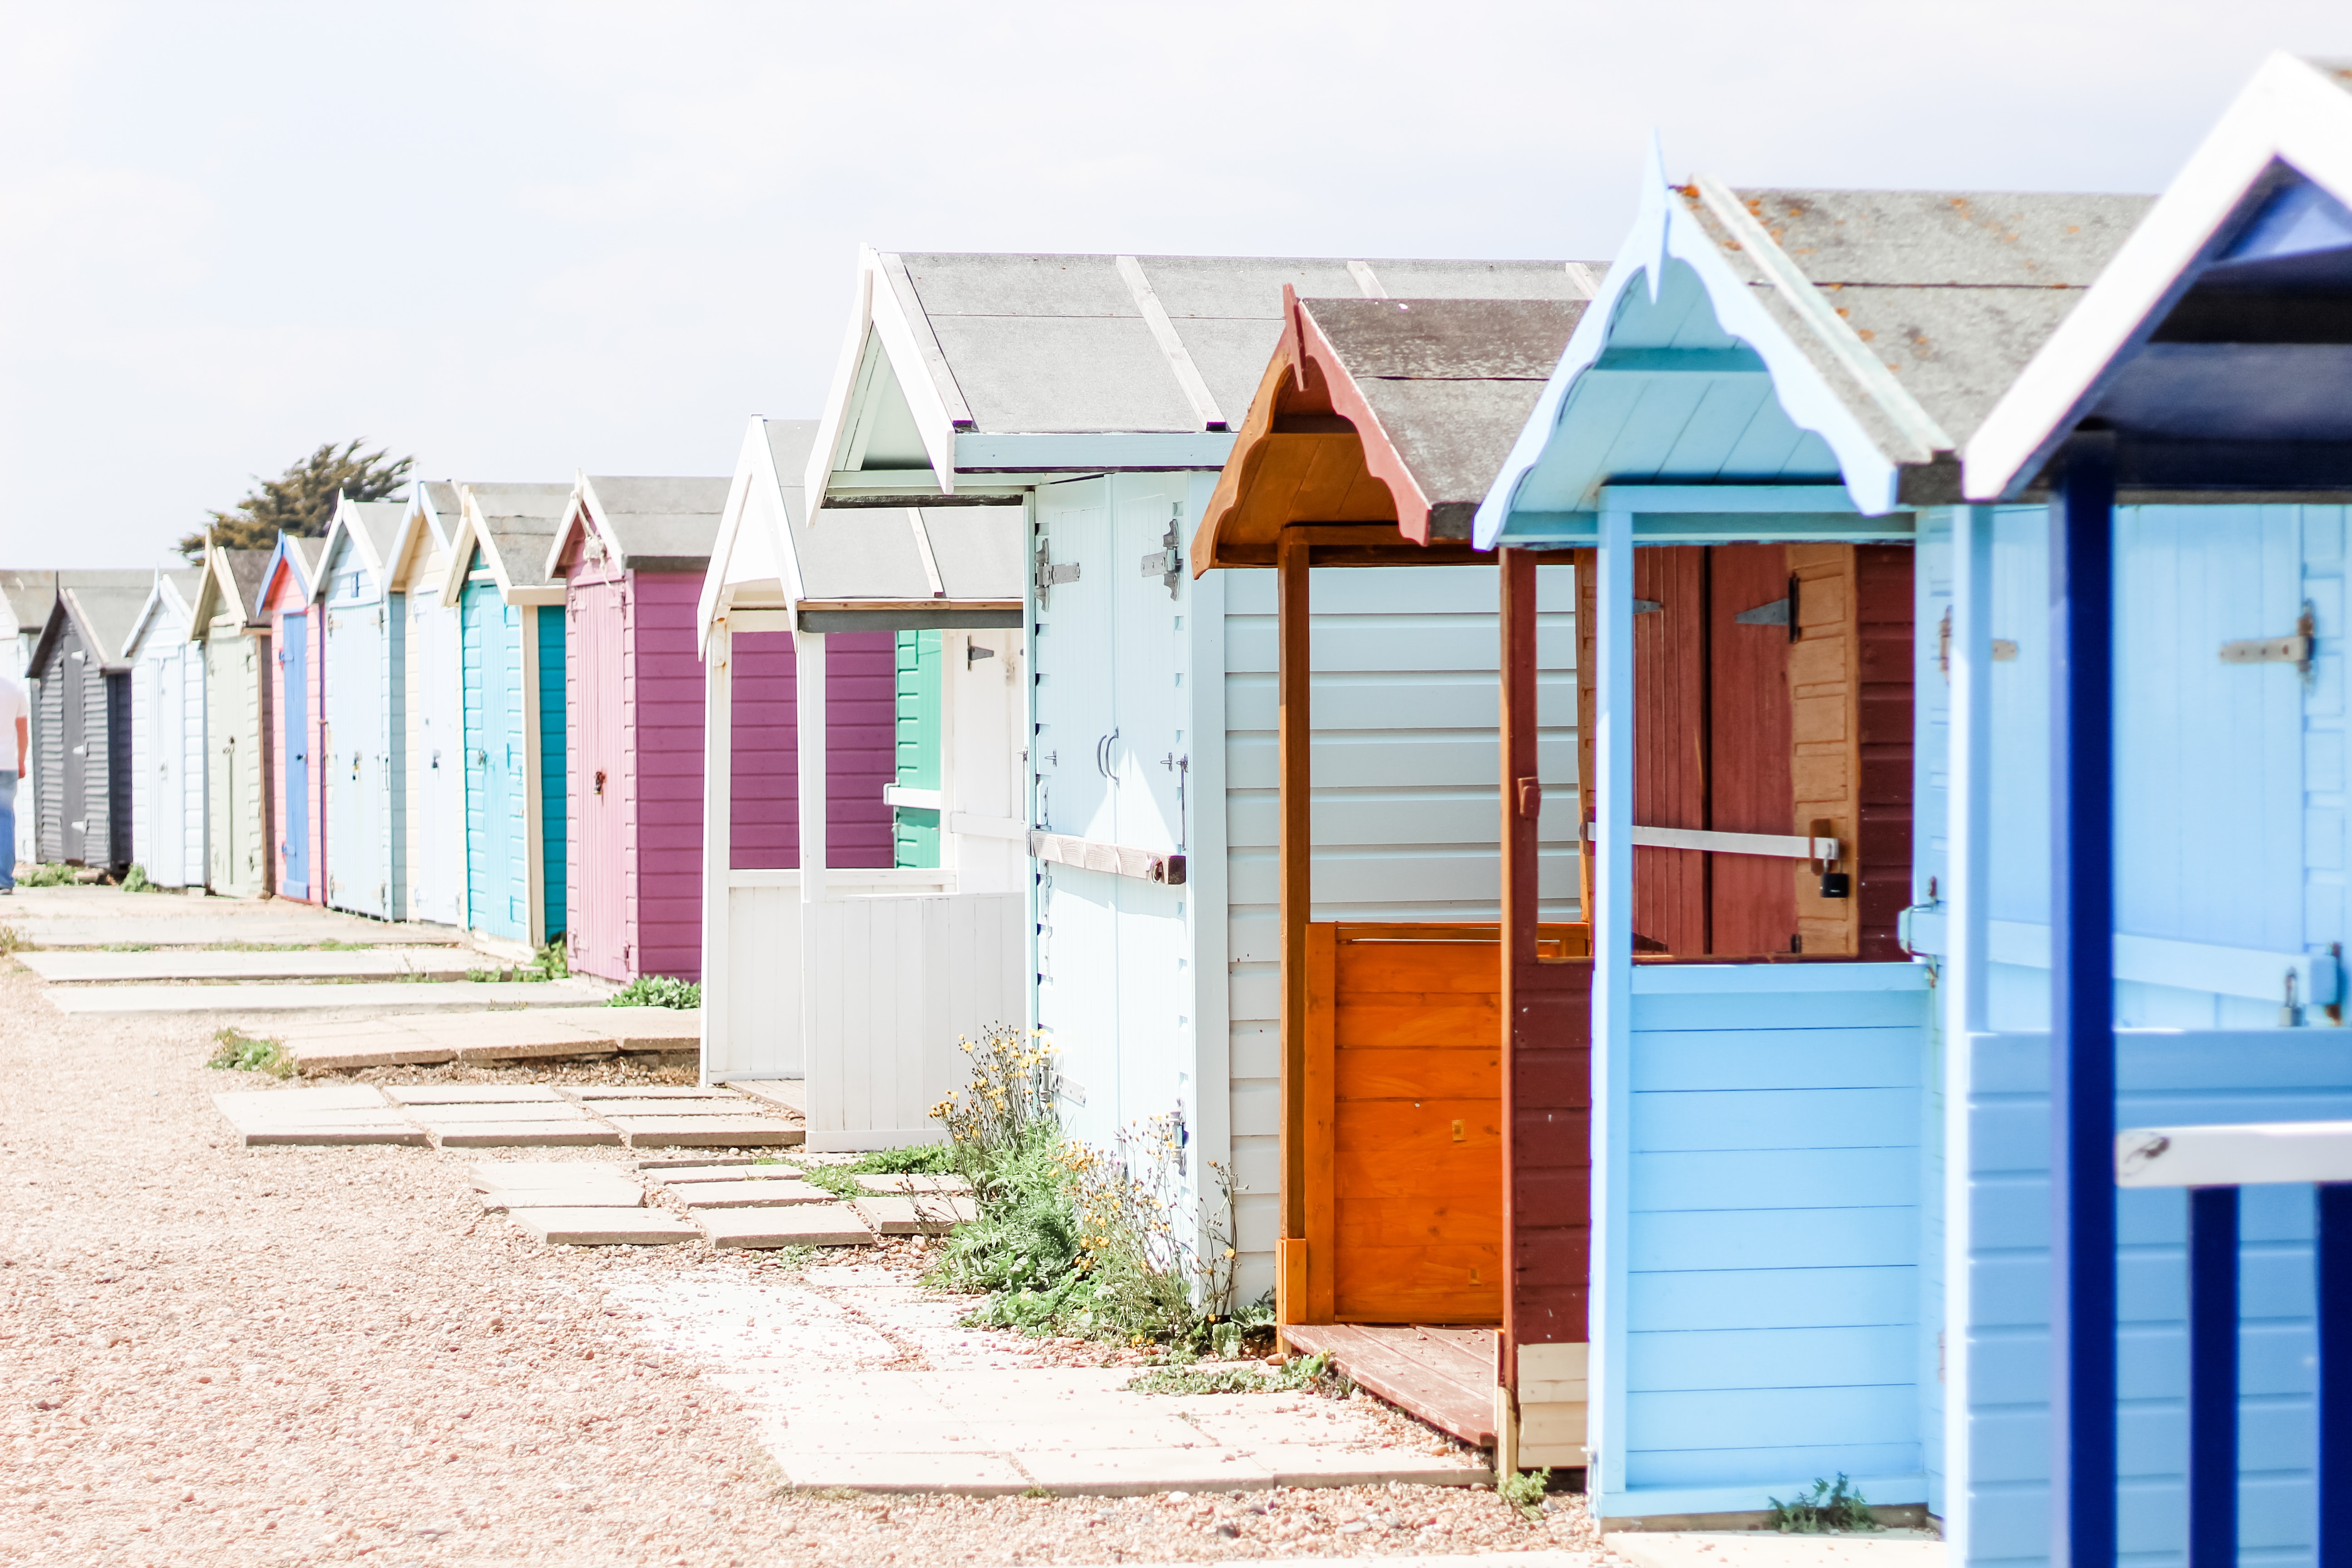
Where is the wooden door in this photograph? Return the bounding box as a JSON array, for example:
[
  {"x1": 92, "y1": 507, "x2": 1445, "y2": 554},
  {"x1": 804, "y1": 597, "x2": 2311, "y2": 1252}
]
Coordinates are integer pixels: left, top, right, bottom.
[
  {"x1": 60, "y1": 636, "x2": 87, "y2": 865},
  {"x1": 568, "y1": 582, "x2": 627, "y2": 978},
  {"x1": 1707, "y1": 544, "x2": 1798, "y2": 956},
  {"x1": 279, "y1": 611, "x2": 309, "y2": 896}
]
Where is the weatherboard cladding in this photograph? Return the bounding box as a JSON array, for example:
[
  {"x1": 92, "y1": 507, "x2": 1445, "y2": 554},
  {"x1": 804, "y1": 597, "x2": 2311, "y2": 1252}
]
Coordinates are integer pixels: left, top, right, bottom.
[
  {"x1": 1687, "y1": 188, "x2": 2153, "y2": 461},
  {"x1": 891, "y1": 255, "x2": 1592, "y2": 439}
]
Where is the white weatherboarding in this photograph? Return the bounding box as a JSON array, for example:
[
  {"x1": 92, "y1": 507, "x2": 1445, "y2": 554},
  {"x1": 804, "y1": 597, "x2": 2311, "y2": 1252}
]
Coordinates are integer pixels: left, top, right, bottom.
[
  {"x1": 698, "y1": 414, "x2": 1026, "y2": 1148},
  {"x1": 387, "y1": 482, "x2": 468, "y2": 928},
  {"x1": 124, "y1": 568, "x2": 207, "y2": 888}
]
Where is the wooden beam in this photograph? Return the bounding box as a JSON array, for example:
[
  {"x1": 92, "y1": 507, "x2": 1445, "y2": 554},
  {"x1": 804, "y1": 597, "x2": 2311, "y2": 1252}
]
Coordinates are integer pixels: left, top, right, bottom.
[
  {"x1": 1278, "y1": 529, "x2": 1312, "y2": 1260},
  {"x1": 1499, "y1": 548, "x2": 1538, "y2": 1390}
]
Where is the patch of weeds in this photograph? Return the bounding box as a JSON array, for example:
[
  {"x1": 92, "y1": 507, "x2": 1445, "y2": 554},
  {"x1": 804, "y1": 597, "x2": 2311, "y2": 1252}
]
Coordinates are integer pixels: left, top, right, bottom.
[
  {"x1": 0, "y1": 924, "x2": 20, "y2": 956},
  {"x1": 206, "y1": 1027, "x2": 295, "y2": 1079},
  {"x1": 100, "y1": 942, "x2": 154, "y2": 952},
  {"x1": 120, "y1": 863, "x2": 152, "y2": 893},
  {"x1": 1497, "y1": 1467, "x2": 1553, "y2": 1518},
  {"x1": 19, "y1": 863, "x2": 76, "y2": 888},
  {"x1": 757, "y1": 1244, "x2": 819, "y2": 1275},
  {"x1": 1768, "y1": 1474, "x2": 1880, "y2": 1533},
  {"x1": 608, "y1": 974, "x2": 699, "y2": 1009},
  {"x1": 1125, "y1": 1351, "x2": 1342, "y2": 1398}
]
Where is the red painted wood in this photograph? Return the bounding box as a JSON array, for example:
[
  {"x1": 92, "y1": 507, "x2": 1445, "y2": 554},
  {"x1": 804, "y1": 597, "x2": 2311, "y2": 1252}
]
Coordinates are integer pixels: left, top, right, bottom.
[
  {"x1": 1632, "y1": 547, "x2": 1707, "y2": 956},
  {"x1": 1854, "y1": 545, "x2": 1915, "y2": 960},
  {"x1": 1708, "y1": 544, "x2": 1798, "y2": 956}
]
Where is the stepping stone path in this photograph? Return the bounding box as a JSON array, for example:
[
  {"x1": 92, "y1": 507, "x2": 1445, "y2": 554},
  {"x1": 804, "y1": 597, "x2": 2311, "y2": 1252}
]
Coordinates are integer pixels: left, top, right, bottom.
[
  {"x1": 211, "y1": 1083, "x2": 800, "y2": 1150},
  {"x1": 468, "y1": 1158, "x2": 965, "y2": 1250},
  {"x1": 272, "y1": 1007, "x2": 700, "y2": 1071},
  {"x1": 19, "y1": 947, "x2": 483, "y2": 983}
]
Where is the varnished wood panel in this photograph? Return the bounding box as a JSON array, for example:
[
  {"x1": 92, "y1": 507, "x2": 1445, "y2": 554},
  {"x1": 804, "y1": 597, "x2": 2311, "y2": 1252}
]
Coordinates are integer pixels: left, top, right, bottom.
[
  {"x1": 1708, "y1": 544, "x2": 1798, "y2": 956},
  {"x1": 1853, "y1": 546, "x2": 1915, "y2": 961},
  {"x1": 1633, "y1": 548, "x2": 1708, "y2": 956}
]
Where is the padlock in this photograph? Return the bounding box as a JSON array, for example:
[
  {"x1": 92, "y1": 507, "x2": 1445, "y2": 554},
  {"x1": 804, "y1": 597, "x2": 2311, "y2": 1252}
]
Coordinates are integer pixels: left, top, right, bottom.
[{"x1": 1819, "y1": 871, "x2": 1852, "y2": 899}]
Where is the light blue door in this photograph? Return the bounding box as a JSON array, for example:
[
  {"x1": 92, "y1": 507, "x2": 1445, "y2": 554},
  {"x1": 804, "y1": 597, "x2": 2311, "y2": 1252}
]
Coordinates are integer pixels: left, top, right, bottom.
[
  {"x1": 324, "y1": 558, "x2": 389, "y2": 917},
  {"x1": 461, "y1": 578, "x2": 527, "y2": 941},
  {"x1": 281, "y1": 612, "x2": 309, "y2": 895}
]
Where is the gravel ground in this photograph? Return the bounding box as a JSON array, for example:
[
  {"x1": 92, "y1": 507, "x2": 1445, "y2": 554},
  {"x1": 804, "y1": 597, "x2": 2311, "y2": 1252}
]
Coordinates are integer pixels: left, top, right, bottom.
[{"x1": 0, "y1": 961, "x2": 1617, "y2": 1565}]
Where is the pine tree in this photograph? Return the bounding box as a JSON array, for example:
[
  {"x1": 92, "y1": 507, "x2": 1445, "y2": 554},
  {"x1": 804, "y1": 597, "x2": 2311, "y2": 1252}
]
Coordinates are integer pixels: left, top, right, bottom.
[{"x1": 177, "y1": 440, "x2": 414, "y2": 561}]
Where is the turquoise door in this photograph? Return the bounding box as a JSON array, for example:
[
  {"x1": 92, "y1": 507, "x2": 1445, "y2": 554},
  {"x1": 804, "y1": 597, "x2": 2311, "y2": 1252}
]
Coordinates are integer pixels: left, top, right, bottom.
[
  {"x1": 461, "y1": 578, "x2": 527, "y2": 941},
  {"x1": 893, "y1": 629, "x2": 941, "y2": 867}
]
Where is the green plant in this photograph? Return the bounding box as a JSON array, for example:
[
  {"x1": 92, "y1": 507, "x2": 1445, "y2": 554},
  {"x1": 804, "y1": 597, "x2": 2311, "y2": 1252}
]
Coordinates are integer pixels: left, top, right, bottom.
[
  {"x1": 101, "y1": 942, "x2": 154, "y2": 952},
  {"x1": 206, "y1": 1028, "x2": 295, "y2": 1079},
  {"x1": 19, "y1": 863, "x2": 75, "y2": 888},
  {"x1": 120, "y1": 863, "x2": 152, "y2": 894},
  {"x1": 1125, "y1": 1350, "x2": 1340, "y2": 1398},
  {"x1": 1768, "y1": 1475, "x2": 1880, "y2": 1534},
  {"x1": 1497, "y1": 1466, "x2": 1553, "y2": 1517},
  {"x1": 535, "y1": 938, "x2": 569, "y2": 979},
  {"x1": 0, "y1": 924, "x2": 20, "y2": 955},
  {"x1": 608, "y1": 975, "x2": 699, "y2": 1009}
]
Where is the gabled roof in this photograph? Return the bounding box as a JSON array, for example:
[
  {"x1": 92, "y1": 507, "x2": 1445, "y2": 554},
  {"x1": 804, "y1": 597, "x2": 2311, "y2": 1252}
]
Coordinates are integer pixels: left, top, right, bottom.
[
  {"x1": 312, "y1": 496, "x2": 408, "y2": 603},
  {"x1": 0, "y1": 572, "x2": 56, "y2": 640},
  {"x1": 809, "y1": 248, "x2": 1602, "y2": 504},
  {"x1": 125, "y1": 568, "x2": 205, "y2": 662},
  {"x1": 386, "y1": 481, "x2": 464, "y2": 595},
  {"x1": 1477, "y1": 148, "x2": 2146, "y2": 543},
  {"x1": 186, "y1": 545, "x2": 271, "y2": 637},
  {"x1": 32, "y1": 582, "x2": 151, "y2": 675},
  {"x1": 1969, "y1": 54, "x2": 2352, "y2": 498},
  {"x1": 701, "y1": 417, "x2": 1024, "y2": 645},
  {"x1": 1195, "y1": 288, "x2": 1588, "y2": 569},
  {"x1": 548, "y1": 475, "x2": 733, "y2": 580},
  {"x1": 442, "y1": 483, "x2": 572, "y2": 608},
  {"x1": 258, "y1": 533, "x2": 323, "y2": 616}
]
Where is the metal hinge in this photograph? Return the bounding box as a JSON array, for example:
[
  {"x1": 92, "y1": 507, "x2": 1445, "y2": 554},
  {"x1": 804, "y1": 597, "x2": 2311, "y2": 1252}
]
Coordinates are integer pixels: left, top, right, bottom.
[
  {"x1": 1034, "y1": 538, "x2": 1079, "y2": 605},
  {"x1": 2220, "y1": 603, "x2": 2315, "y2": 675},
  {"x1": 1140, "y1": 508, "x2": 1181, "y2": 599}
]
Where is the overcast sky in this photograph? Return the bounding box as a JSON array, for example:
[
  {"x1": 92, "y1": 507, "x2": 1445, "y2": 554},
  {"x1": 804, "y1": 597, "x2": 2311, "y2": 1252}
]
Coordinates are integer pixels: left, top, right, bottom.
[{"x1": 0, "y1": 0, "x2": 2343, "y2": 568}]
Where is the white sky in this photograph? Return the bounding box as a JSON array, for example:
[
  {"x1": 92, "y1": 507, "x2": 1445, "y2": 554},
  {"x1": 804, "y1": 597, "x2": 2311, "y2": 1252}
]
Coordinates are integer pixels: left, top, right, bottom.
[{"x1": 0, "y1": 0, "x2": 2344, "y2": 568}]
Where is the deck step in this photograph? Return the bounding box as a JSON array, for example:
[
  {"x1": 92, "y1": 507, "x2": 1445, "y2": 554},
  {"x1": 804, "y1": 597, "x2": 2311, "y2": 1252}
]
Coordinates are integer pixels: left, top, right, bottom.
[{"x1": 1281, "y1": 1323, "x2": 1498, "y2": 1447}]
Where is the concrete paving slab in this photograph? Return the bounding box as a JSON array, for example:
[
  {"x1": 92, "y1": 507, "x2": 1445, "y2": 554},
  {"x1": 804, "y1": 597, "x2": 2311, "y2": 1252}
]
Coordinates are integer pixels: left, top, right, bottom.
[
  {"x1": 641, "y1": 1163, "x2": 800, "y2": 1183},
  {"x1": 237, "y1": 1124, "x2": 432, "y2": 1148},
  {"x1": 9, "y1": 918, "x2": 461, "y2": 949},
  {"x1": 468, "y1": 1161, "x2": 631, "y2": 1189},
  {"x1": 1249, "y1": 1444, "x2": 1493, "y2": 1487},
  {"x1": 696, "y1": 1205, "x2": 872, "y2": 1247},
  {"x1": 667, "y1": 1179, "x2": 835, "y2": 1208},
  {"x1": 398, "y1": 1101, "x2": 600, "y2": 1123},
  {"x1": 386, "y1": 1084, "x2": 569, "y2": 1104},
  {"x1": 607, "y1": 1117, "x2": 801, "y2": 1148},
  {"x1": 777, "y1": 1453, "x2": 1031, "y2": 1492},
  {"x1": 725, "y1": 1079, "x2": 806, "y2": 1115},
  {"x1": 1012, "y1": 1446, "x2": 1275, "y2": 1493},
  {"x1": 852, "y1": 1195, "x2": 978, "y2": 1233},
  {"x1": 212, "y1": 1086, "x2": 388, "y2": 1115},
  {"x1": 49, "y1": 980, "x2": 616, "y2": 1016},
  {"x1": 508, "y1": 1208, "x2": 698, "y2": 1245},
  {"x1": 529, "y1": 1007, "x2": 701, "y2": 1052},
  {"x1": 566, "y1": 1085, "x2": 735, "y2": 1100},
  {"x1": 856, "y1": 1173, "x2": 974, "y2": 1194},
  {"x1": 281, "y1": 1037, "x2": 458, "y2": 1070},
  {"x1": 19, "y1": 948, "x2": 478, "y2": 983},
  {"x1": 572, "y1": 1097, "x2": 757, "y2": 1118},
  {"x1": 1607, "y1": 1535, "x2": 1944, "y2": 1568},
  {"x1": 427, "y1": 1123, "x2": 625, "y2": 1149},
  {"x1": 479, "y1": 1184, "x2": 644, "y2": 1211}
]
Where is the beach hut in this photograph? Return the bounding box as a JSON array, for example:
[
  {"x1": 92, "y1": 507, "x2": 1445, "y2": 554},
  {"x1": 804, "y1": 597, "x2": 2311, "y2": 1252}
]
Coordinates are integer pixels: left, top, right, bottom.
[
  {"x1": 1189, "y1": 288, "x2": 1594, "y2": 1458},
  {"x1": 28, "y1": 579, "x2": 149, "y2": 872},
  {"x1": 387, "y1": 482, "x2": 468, "y2": 927},
  {"x1": 187, "y1": 545, "x2": 274, "y2": 897},
  {"x1": 545, "y1": 471, "x2": 761, "y2": 982},
  {"x1": 0, "y1": 573, "x2": 58, "y2": 869},
  {"x1": 313, "y1": 495, "x2": 411, "y2": 920},
  {"x1": 124, "y1": 568, "x2": 207, "y2": 888},
  {"x1": 696, "y1": 416, "x2": 1019, "y2": 1127},
  {"x1": 799, "y1": 250, "x2": 1598, "y2": 1175},
  {"x1": 257, "y1": 534, "x2": 324, "y2": 902},
  {"x1": 1928, "y1": 53, "x2": 2352, "y2": 1568},
  {"x1": 441, "y1": 483, "x2": 572, "y2": 952}
]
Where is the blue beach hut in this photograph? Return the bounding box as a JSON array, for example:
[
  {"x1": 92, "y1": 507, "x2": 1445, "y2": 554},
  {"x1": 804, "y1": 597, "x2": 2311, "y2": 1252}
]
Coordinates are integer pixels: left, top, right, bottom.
[
  {"x1": 442, "y1": 483, "x2": 572, "y2": 953},
  {"x1": 312, "y1": 495, "x2": 410, "y2": 920},
  {"x1": 1479, "y1": 52, "x2": 2352, "y2": 1560}
]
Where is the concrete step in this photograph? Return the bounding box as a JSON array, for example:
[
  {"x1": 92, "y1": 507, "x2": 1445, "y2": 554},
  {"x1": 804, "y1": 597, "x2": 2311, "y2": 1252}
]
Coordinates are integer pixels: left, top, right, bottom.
[
  {"x1": 270, "y1": 1004, "x2": 700, "y2": 1068},
  {"x1": 44, "y1": 979, "x2": 616, "y2": 1016},
  {"x1": 20, "y1": 948, "x2": 481, "y2": 983},
  {"x1": 5, "y1": 917, "x2": 464, "y2": 949}
]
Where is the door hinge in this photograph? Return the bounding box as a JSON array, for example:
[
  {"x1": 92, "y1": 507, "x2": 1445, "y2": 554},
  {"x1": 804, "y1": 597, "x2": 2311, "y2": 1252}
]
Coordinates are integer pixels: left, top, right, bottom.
[
  {"x1": 1140, "y1": 508, "x2": 1181, "y2": 599},
  {"x1": 2220, "y1": 603, "x2": 2315, "y2": 676},
  {"x1": 1034, "y1": 539, "x2": 1080, "y2": 605}
]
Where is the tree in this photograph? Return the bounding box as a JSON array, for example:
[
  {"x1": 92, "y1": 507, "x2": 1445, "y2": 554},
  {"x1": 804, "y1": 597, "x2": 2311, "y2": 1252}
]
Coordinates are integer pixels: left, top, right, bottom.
[{"x1": 177, "y1": 439, "x2": 414, "y2": 561}]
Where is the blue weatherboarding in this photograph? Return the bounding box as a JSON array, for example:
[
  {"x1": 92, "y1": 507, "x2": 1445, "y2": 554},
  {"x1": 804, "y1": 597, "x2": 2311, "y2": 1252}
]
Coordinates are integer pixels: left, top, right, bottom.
[
  {"x1": 442, "y1": 482, "x2": 572, "y2": 950},
  {"x1": 1480, "y1": 50, "x2": 2352, "y2": 1565}
]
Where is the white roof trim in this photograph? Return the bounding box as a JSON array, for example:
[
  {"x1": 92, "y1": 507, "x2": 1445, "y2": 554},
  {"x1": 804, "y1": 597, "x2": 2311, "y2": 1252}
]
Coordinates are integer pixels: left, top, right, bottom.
[
  {"x1": 1116, "y1": 255, "x2": 1227, "y2": 431},
  {"x1": 804, "y1": 247, "x2": 967, "y2": 503},
  {"x1": 443, "y1": 488, "x2": 517, "y2": 609},
  {"x1": 310, "y1": 495, "x2": 392, "y2": 606},
  {"x1": 699, "y1": 417, "x2": 802, "y2": 653},
  {"x1": 546, "y1": 473, "x2": 627, "y2": 582},
  {"x1": 1965, "y1": 53, "x2": 2352, "y2": 498},
  {"x1": 1475, "y1": 149, "x2": 1906, "y2": 548}
]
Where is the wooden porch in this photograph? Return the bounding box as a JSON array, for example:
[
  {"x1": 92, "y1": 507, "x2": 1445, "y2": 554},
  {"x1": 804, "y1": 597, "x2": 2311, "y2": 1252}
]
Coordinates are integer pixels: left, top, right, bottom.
[{"x1": 1281, "y1": 1324, "x2": 1499, "y2": 1447}]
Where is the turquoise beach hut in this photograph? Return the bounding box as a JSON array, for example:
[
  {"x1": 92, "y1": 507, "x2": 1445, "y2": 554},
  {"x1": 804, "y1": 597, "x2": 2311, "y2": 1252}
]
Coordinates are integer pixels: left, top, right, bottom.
[
  {"x1": 1477, "y1": 52, "x2": 2352, "y2": 1563},
  {"x1": 442, "y1": 483, "x2": 571, "y2": 952},
  {"x1": 313, "y1": 495, "x2": 410, "y2": 920}
]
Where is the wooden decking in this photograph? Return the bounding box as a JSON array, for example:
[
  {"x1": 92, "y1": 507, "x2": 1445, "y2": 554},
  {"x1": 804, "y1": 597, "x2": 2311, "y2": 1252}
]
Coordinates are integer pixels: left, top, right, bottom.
[{"x1": 1281, "y1": 1324, "x2": 1497, "y2": 1447}]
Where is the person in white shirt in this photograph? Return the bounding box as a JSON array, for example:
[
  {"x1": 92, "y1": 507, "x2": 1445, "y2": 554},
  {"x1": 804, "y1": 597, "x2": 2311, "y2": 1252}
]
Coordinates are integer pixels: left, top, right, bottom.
[{"x1": 0, "y1": 674, "x2": 24, "y2": 892}]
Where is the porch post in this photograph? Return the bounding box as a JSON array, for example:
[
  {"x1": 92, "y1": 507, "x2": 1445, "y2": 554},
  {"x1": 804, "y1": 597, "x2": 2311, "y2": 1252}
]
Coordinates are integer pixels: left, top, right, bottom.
[
  {"x1": 795, "y1": 628, "x2": 828, "y2": 904},
  {"x1": 1943, "y1": 503, "x2": 1994, "y2": 1555},
  {"x1": 2319, "y1": 1182, "x2": 2352, "y2": 1568},
  {"x1": 1498, "y1": 546, "x2": 1537, "y2": 1407},
  {"x1": 1591, "y1": 504, "x2": 1634, "y2": 1509},
  {"x1": 2048, "y1": 432, "x2": 2116, "y2": 1568},
  {"x1": 2185, "y1": 1185, "x2": 2238, "y2": 1568},
  {"x1": 699, "y1": 622, "x2": 733, "y2": 1087},
  {"x1": 1276, "y1": 529, "x2": 1311, "y2": 1321}
]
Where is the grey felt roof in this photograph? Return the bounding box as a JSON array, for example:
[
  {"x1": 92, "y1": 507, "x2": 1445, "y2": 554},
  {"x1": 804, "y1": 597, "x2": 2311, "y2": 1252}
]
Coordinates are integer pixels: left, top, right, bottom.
[
  {"x1": 341, "y1": 500, "x2": 409, "y2": 567},
  {"x1": 1309, "y1": 296, "x2": 1588, "y2": 514},
  {"x1": 891, "y1": 254, "x2": 1599, "y2": 434},
  {"x1": 58, "y1": 584, "x2": 153, "y2": 670},
  {"x1": 1688, "y1": 188, "x2": 2154, "y2": 454},
  {"x1": 223, "y1": 549, "x2": 272, "y2": 625},
  {"x1": 769, "y1": 420, "x2": 1022, "y2": 602},
  {"x1": 582, "y1": 477, "x2": 733, "y2": 573},
  {"x1": 463, "y1": 484, "x2": 573, "y2": 589},
  {"x1": 0, "y1": 572, "x2": 56, "y2": 636}
]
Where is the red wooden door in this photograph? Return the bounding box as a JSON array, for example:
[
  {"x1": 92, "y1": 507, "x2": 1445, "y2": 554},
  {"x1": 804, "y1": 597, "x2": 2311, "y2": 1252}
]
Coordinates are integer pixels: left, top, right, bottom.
[
  {"x1": 1707, "y1": 544, "x2": 1798, "y2": 956},
  {"x1": 569, "y1": 583, "x2": 629, "y2": 980},
  {"x1": 1631, "y1": 548, "x2": 1707, "y2": 955}
]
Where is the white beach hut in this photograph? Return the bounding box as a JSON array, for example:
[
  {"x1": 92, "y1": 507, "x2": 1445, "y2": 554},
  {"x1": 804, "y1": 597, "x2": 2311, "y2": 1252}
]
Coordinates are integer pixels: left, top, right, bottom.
[{"x1": 125, "y1": 568, "x2": 207, "y2": 888}]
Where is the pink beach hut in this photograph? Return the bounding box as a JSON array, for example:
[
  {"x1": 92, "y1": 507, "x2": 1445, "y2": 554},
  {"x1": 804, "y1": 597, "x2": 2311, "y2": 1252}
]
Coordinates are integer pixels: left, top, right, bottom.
[
  {"x1": 546, "y1": 472, "x2": 895, "y2": 983},
  {"x1": 258, "y1": 533, "x2": 325, "y2": 904}
]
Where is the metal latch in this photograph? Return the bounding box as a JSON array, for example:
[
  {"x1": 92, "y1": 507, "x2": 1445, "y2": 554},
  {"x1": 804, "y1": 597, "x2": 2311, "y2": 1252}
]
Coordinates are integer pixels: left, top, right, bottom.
[
  {"x1": 1033, "y1": 538, "x2": 1079, "y2": 606},
  {"x1": 2220, "y1": 603, "x2": 2314, "y2": 675},
  {"x1": 1139, "y1": 510, "x2": 1181, "y2": 600}
]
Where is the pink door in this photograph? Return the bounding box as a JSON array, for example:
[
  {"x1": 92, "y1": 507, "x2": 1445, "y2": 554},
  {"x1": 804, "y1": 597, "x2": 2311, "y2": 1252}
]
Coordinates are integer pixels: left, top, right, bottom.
[{"x1": 569, "y1": 582, "x2": 629, "y2": 979}]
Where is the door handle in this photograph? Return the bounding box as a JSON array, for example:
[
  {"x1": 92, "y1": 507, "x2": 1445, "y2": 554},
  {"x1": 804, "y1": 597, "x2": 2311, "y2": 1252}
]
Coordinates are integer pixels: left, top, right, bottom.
[{"x1": 1096, "y1": 729, "x2": 1119, "y2": 780}]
